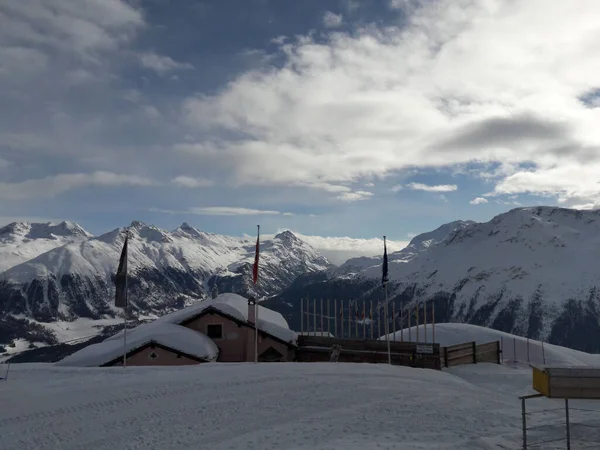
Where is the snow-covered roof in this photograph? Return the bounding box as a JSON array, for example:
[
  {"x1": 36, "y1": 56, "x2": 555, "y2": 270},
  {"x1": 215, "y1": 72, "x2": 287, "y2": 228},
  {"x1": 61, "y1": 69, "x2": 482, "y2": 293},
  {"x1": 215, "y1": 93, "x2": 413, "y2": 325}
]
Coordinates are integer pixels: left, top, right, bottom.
[
  {"x1": 57, "y1": 323, "x2": 218, "y2": 367},
  {"x1": 107, "y1": 293, "x2": 297, "y2": 346}
]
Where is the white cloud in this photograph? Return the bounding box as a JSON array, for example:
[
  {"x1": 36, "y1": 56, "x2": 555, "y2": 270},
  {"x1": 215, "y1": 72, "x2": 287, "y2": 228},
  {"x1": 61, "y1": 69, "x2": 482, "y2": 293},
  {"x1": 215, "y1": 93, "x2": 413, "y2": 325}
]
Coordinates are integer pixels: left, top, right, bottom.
[
  {"x1": 182, "y1": 0, "x2": 600, "y2": 208},
  {"x1": 171, "y1": 176, "x2": 213, "y2": 188},
  {"x1": 0, "y1": 0, "x2": 143, "y2": 56},
  {"x1": 139, "y1": 52, "x2": 194, "y2": 75},
  {"x1": 469, "y1": 197, "x2": 488, "y2": 205},
  {"x1": 323, "y1": 11, "x2": 343, "y2": 28},
  {"x1": 407, "y1": 183, "x2": 458, "y2": 192},
  {"x1": 0, "y1": 172, "x2": 155, "y2": 200},
  {"x1": 189, "y1": 207, "x2": 291, "y2": 216},
  {"x1": 390, "y1": 184, "x2": 403, "y2": 192},
  {"x1": 336, "y1": 190, "x2": 373, "y2": 202},
  {"x1": 291, "y1": 232, "x2": 409, "y2": 265}
]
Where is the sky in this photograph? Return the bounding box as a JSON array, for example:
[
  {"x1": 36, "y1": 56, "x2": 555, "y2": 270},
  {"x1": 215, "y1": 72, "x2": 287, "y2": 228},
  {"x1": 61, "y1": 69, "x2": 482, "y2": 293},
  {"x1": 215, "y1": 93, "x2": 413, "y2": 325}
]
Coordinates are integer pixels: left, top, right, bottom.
[{"x1": 1, "y1": 0, "x2": 600, "y2": 261}]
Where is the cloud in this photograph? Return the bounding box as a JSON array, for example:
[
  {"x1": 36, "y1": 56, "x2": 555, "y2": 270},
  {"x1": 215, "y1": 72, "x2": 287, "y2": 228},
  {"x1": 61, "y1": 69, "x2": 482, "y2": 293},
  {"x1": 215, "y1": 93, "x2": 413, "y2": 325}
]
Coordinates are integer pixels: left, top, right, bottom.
[
  {"x1": 390, "y1": 185, "x2": 403, "y2": 192},
  {"x1": 139, "y1": 52, "x2": 194, "y2": 75},
  {"x1": 0, "y1": 172, "x2": 155, "y2": 200},
  {"x1": 323, "y1": 11, "x2": 343, "y2": 28},
  {"x1": 0, "y1": 157, "x2": 11, "y2": 169},
  {"x1": 189, "y1": 207, "x2": 292, "y2": 216},
  {"x1": 469, "y1": 197, "x2": 488, "y2": 205},
  {"x1": 290, "y1": 232, "x2": 409, "y2": 265},
  {"x1": 181, "y1": 0, "x2": 600, "y2": 208},
  {"x1": 171, "y1": 176, "x2": 213, "y2": 188},
  {"x1": 407, "y1": 183, "x2": 458, "y2": 192},
  {"x1": 336, "y1": 190, "x2": 373, "y2": 202},
  {"x1": 0, "y1": 0, "x2": 143, "y2": 57}
]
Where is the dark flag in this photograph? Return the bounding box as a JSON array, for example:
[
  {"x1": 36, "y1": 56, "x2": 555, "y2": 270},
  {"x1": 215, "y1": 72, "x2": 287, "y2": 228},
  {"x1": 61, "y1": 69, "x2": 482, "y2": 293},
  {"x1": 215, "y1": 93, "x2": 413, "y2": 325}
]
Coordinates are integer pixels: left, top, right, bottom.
[
  {"x1": 252, "y1": 225, "x2": 260, "y2": 284},
  {"x1": 115, "y1": 235, "x2": 128, "y2": 308},
  {"x1": 382, "y1": 236, "x2": 389, "y2": 287}
]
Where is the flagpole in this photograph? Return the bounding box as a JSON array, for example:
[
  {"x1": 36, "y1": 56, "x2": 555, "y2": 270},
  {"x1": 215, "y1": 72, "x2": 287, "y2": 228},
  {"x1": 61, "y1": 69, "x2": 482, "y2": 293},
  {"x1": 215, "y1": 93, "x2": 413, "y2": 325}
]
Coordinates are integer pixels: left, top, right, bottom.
[
  {"x1": 385, "y1": 283, "x2": 391, "y2": 365},
  {"x1": 383, "y1": 236, "x2": 391, "y2": 365},
  {"x1": 121, "y1": 228, "x2": 130, "y2": 368},
  {"x1": 255, "y1": 224, "x2": 259, "y2": 364}
]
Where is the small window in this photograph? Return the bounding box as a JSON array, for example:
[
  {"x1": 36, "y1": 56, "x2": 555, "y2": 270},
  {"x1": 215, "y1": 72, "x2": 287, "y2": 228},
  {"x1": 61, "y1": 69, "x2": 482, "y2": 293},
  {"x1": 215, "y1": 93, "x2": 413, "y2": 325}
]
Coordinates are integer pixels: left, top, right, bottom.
[{"x1": 206, "y1": 324, "x2": 223, "y2": 339}]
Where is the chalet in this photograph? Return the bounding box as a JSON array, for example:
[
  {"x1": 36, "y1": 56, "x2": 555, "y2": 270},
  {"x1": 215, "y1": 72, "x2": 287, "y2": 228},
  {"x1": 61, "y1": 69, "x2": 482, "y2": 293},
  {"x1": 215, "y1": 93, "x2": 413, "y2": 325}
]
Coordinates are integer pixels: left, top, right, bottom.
[{"x1": 56, "y1": 293, "x2": 297, "y2": 367}]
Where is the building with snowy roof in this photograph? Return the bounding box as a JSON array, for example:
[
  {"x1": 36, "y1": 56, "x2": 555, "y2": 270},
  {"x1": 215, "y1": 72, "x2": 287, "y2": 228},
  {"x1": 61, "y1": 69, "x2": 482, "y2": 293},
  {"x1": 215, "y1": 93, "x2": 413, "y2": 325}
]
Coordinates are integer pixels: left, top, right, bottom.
[{"x1": 57, "y1": 293, "x2": 298, "y2": 367}]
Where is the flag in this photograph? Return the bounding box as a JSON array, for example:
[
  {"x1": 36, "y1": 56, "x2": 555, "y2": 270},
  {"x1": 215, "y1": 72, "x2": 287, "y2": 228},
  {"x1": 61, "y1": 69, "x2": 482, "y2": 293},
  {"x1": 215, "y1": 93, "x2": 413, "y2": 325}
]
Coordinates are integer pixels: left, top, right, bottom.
[
  {"x1": 252, "y1": 226, "x2": 260, "y2": 284},
  {"x1": 382, "y1": 236, "x2": 389, "y2": 286},
  {"x1": 115, "y1": 235, "x2": 128, "y2": 308}
]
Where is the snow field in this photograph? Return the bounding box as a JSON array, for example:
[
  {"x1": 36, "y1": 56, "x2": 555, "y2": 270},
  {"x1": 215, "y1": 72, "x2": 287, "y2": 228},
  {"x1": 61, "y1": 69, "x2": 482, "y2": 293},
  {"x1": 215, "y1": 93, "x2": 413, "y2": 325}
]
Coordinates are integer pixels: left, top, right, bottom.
[{"x1": 0, "y1": 361, "x2": 564, "y2": 450}]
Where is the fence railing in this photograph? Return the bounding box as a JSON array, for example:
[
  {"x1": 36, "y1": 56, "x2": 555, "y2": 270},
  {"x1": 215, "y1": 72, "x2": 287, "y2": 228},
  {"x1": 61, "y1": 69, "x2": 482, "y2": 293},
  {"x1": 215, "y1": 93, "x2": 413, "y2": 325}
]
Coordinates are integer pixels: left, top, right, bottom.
[
  {"x1": 299, "y1": 297, "x2": 436, "y2": 342},
  {"x1": 441, "y1": 341, "x2": 501, "y2": 368},
  {"x1": 296, "y1": 335, "x2": 441, "y2": 370}
]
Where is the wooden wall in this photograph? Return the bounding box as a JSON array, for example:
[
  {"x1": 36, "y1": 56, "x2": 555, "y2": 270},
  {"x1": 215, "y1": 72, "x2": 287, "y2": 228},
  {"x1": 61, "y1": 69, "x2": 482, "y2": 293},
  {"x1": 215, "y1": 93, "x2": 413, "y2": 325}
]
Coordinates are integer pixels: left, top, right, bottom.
[
  {"x1": 296, "y1": 336, "x2": 441, "y2": 370},
  {"x1": 441, "y1": 341, "x2": 501, "y2": 368}
]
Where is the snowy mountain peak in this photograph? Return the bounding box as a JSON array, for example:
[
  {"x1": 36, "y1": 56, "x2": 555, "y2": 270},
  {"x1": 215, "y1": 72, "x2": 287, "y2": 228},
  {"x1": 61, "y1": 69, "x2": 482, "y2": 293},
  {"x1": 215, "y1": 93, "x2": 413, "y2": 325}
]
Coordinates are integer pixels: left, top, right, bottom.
[
  {"x1": 274, "y1": 230, "x2": 301, "y2": 245},
  {"x1": 0, "y1": 221, "x2": 91, "y2": 241}
]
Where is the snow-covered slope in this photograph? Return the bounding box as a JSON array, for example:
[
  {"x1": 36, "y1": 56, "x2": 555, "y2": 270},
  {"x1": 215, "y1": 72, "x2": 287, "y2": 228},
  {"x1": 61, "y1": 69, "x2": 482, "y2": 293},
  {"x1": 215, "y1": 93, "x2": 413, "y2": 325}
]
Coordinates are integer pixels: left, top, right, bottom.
[
  {"x1": 383, "y1": 322, "x2": 600, "y2": 367},
  {"x1": 0, "y1": 222, "x2": 330, "y2": 349},
  {"x1": 0, "y1": 221, "x2": 92, "y2": 273},
  {"x1": 4, "y1": 359, "x2": 600, "y2": 449}
]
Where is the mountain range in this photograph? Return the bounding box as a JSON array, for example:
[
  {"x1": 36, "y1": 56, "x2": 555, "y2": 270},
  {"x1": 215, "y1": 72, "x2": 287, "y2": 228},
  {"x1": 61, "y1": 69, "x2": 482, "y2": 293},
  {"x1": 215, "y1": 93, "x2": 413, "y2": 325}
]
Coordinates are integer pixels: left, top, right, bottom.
[
  {"x1": 2, "y1": 206, "x2": 600, "y2": 356},
  {"x1": 0, "y1": 220, "x2": 330, "y2": 352},
  {"x1": 263, "y1": 206, "x2": 600, "y2": 353}
]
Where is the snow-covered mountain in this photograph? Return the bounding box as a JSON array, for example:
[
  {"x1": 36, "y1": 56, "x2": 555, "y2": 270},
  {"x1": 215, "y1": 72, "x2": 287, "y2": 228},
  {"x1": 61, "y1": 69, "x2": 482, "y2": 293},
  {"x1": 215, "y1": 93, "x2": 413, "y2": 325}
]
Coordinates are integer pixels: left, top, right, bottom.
[
  {"x1": 0, "y1": 221, "x2": 330, "y2": 350},
  {"x1": 330, "y1": 220, "x2": 475, "y2": 278},
  {"x1": 0, "y1": 221, "x2": 92, "y2": 273},
  {"x1": 264, "y1": 207, "x2": 600, "y2": 353}
]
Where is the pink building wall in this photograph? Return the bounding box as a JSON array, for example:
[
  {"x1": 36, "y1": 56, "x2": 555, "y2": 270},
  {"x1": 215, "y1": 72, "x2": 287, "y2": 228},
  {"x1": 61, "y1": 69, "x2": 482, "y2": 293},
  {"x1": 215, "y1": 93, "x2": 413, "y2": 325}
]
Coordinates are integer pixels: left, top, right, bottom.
[{"x1": 185, "y1": 312, "x2": 294, "y2": 362}]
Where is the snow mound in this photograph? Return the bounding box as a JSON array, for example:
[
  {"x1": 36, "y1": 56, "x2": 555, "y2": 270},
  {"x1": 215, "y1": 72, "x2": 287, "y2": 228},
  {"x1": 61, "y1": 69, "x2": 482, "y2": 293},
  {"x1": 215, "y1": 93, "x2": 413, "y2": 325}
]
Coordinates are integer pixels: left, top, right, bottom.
[
  {"x1": 383, "y1": 322, "x2": 600, "y2": 366},
  {"x1": 57, "y1": 323, "x2": 218, "y2": 367}
]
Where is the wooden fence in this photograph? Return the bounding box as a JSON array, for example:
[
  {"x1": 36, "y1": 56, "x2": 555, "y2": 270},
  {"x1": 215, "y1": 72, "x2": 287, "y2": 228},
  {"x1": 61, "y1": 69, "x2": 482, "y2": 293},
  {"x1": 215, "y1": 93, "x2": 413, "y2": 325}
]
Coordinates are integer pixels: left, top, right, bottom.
[
  {"x1": 441, "y1": 341, "x2": 501, "y2": 368},
  {"x1": 296, "y1": 335, "x2": 441, "y2": 370}
]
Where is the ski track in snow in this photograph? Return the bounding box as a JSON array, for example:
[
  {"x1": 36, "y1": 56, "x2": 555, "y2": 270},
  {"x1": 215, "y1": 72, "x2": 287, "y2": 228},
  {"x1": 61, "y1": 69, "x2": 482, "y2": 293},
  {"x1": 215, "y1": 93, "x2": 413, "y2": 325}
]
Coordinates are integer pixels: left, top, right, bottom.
[{"x1": 0, "y1": 362, "x2": 561, "y2": 450}]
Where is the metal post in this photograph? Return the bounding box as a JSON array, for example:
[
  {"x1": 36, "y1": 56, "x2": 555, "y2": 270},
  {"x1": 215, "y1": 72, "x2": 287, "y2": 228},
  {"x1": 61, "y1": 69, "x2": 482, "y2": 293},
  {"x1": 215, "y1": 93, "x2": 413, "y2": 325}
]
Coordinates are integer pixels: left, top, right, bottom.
[
  {"x1": 300, "y1": 296, "x2": 304, "y2": 334},
  {"x1": 362, "y1": 300, "x2": 366, "y2": 339},
  {"x1": 416, "y1": 304, "x2": 419, "y2": 343},
  {"x1": 522, "y1": 397, "x2": 527, "y2": 450},
  {"x1": 354, "y1": 302, "x2": 358, "y2": 338},
  {"x1": 320, "y1": 298, "x2": 323, "y2": 335},
  {"x1": 378, "y1": 302, "x2": 381, "y2": 338},
  {"x1": 255, "y1": 300, "x2": 258, "y2": 363},
  {"x1": 432, "y1": 302, "x2": 435, "y2": 344},
  {"x1": 341, "y1": 299, "x2": 344, "y2": 338},
  {"x1": 392, "y1": 300, "x2": 396, "y2": 341},
  {"x1": 334, "y1": 298, "x2": 338, "y2": 337},
  {"x1": 408, "y1": 307, "x2": 411, "y2": 342},
  {"x1": 2, "y1": 363, "x2": 10, "y2": 381},
  {"x1": 565, "y1": 398, "x2": 571, "y2": 450},
  {"x1": 327, "y1": 298, "x2": 331, "y2": 335},
  {"x1": 313, "y1": 298, "x2": 317, "y2": 337},
  {"x1": 400, "y1": 299, "x2": 404, "y2": 342},
  {"x1": 369, "y1": 299, "x2": 373, "y2": 340},
  {"x1": 123, "y1": 310, "x2": 127, "y2": 367},
  {"x1": 424, "y1": 302, "x2": 427, "y2": 343},
  {"x1": 384, "y1": 284, "x2": 391, "y2": 364},
  {"x1": 542, "y1": 341, "x2": 546, "y2": 365}
]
